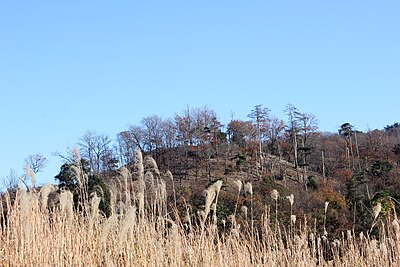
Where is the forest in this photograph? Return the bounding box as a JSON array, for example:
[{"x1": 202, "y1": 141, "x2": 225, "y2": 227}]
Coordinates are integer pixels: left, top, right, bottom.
[{"x1": 1, "y1": 104, "x2": 400, "y2": 266}]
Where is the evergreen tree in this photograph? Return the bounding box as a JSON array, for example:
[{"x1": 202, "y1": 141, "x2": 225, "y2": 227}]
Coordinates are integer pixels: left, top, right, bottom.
[{"x1": 55, "y1": 159, "x2": 111, "y2": 217}]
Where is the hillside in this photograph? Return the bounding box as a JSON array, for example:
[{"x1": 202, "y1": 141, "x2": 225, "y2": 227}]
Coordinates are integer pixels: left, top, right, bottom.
[
  {"x1": 4, "y1": 105, "x2": 400, "y2": 245},
  {"x1": 103, "y1": 135, "x2": 396, "y2": 238}
]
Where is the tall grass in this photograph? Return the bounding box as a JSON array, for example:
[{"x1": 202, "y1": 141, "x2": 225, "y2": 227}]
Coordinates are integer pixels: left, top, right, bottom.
[{"x1": 0, "y1": 155, "x2": 399, "y2": 266}]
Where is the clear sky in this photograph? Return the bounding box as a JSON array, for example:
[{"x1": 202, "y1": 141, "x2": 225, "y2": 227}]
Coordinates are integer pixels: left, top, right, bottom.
[{"x1": 1, "y1": 1, "x2": 399, "y2": 186}]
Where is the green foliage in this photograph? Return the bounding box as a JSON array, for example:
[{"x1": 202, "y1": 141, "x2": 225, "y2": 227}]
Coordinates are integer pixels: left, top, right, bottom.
[
  {"x1": 369, "y1": 160, "x2": 393, "y2": 178},
  {"x1": 339, "y1": 123, "x2": 353, "y2": 137},
  {"x1": 306, "y1": 176, "x2": 318, "y2": 190},
  {"x1": 371, "y1": 191, "x2": 395, "y2": 217},
  {"x1": 54, "y1": 159, "x2": 90, "y2": 191},
  {"x1": 232, "y1": 153, "x2": 246, "y2": 167},
  {"x1": 384, "y1": 122, "x2": 400, "y2": 132},
  {"x1": 88, "y1": 174, "x2": 112, "y2": 217},
  {"x1": 345, "y1": 176, "x2": 363, "y2": 206},
  {"x1": 55, "y1": 160, "x2": 111, "y2": 217}
]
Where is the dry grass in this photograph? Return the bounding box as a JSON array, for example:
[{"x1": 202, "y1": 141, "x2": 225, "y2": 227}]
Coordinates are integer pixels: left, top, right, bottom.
[{"x1": 0, "y1": 156, "x2": 400, "y2": 266}]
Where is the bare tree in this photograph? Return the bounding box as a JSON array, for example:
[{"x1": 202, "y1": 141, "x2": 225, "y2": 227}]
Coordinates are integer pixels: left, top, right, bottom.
[
  {"x1": 175, "y1": 106, "x2": 195, "y2": 146},
  {"x1": 116, "y1": 131, "x2": 136, "y2": 166},
  {"x1": 127, "y1": 125, "x2": 146, "y2": 152},
  {"x1": 1, "y1": 169, "x2": 19, "y2": 190},
  {"x1": 266, "y1": 116, "x2": 285, "y2": 159},
  {"x1": 141, "y1": 115, "x2": 164, "y2": 158},
  {"x1": 227, "y1": 119, "x2": 256, "y2": 148},
  {"x1": 162, "y1": 118, "x2": 178, "y2": 149},
  {"x1": 79, "y1": 131, "x2": 113, "y2": 174},
  {"x1": 24, "y1": 154, "x2": 48, "y2": 174}
]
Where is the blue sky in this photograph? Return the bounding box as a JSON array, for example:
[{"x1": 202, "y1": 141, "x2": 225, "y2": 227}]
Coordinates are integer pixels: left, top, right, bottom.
[{"x1": 1, "y1": 1, "x2": 399, "y2": 186}]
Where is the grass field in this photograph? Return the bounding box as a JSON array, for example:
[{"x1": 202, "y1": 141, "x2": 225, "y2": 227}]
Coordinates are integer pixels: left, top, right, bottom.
[{"x1": 1, "y1": 156, "x2": 399, "y2": 266}]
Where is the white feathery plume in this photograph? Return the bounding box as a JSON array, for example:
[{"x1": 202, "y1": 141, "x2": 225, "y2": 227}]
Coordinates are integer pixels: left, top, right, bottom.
[
  {"x1": 324, "y1": 201, "x2": 329, "y2": 214},
  {"x1": 373, "y1": 203, "x2": 382, "y2": 220},
  {"x1": 286, "y1": 194, "x2": 294, "y2": 206},
  {"x1": 271, "y1": 189, "x2": 279, "y2": 201},
  {"x1": 244, "y1": 182, "x2": 253, "y2": 195}
]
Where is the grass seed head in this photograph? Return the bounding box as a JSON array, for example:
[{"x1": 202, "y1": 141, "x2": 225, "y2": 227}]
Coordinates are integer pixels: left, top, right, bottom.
[
  {"x1": 324, "y1": 201, "x2": 329, "y2": 214},
  {"x1": 373, "y1": 203, "x2": 382, "y2": 220},
  {"x1": 286, "y1": 194, "x2": 294, "y2": 206},
  {"x1": 165, "y1": 170, "x2": 173, "y2": 181},
  {"x1": 144, "y1": 155, "x2": 160, "y2": 176},
  {"x1": 60, "y1": 190, "x2": 74, "y2": 221},
  {"x1": 40, "y1": 184, "x2": 55, "y2": 210},
  {"x1": 134, "y1": 149, "x2": 144, "y2": 181},
  {"x1": 244, "y1": 182, "x2": 253, "y2": 195},
  {"x1": 234, "y1": 179, "x2": 242, "y2": 193},
  {"x1": 24, "y1": 164, "x2": 36, "y2": 188},
  {"x1": 291, "y1": 214, "x2": 296, "y2": 224},
  {"x1": 72, "y1": 146, "x2": 81, "y2": 162},
  {"x1": 392, "y1": 219, "x2": 400, "y2": 233},
  {"x1": 271, "y1": 189, "x2": 279, "y2": 201}
]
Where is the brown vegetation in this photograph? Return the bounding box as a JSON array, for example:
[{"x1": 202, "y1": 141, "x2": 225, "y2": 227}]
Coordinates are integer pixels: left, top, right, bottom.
[{"x1": 2, "y1": 149, "x2": 400, "y2": 266}]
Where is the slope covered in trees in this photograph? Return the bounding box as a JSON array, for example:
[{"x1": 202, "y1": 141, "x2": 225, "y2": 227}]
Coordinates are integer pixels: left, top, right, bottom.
[{"x1": 3, "y1": 104, "x2": 400, "y2": 237}]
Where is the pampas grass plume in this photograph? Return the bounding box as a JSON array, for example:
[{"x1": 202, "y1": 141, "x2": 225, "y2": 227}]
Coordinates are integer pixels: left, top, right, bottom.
[
  {"x1": 291, "y1": 214, "x2": 296, "y2": 224},
  {"x1": 24, "y1": 164, "x2": 36, "y2": 188},
  {"x1": 271, "y1": 189, "x2": 279, "y2": 201},
  {"x1": 324, "y1": 201, "x2": 329, "y2": 214},
  {"x1": 212, "y1": 180, "x2": 223, "y2": 195},
  {"x1": 135, "y1": 150, "x2": 144, "y2": 181},
  {"x1": 393, "y1": 219, "x2": 400, "y2": 233},
  {"x1": 90, "y1": 193, "x2": 101, "y2": 217},
  {"x1": 234, "y1": 179, "x2": 242, "y2": 193},
  {"x1": 40, "y1": 184, "x2": 54, "y2": 210},
  {"x1": 286, "y1": 194, "x2": 294, "y2": 206},
  {"x1": 72, "y1": 146, "x2": 81, "y2": 162},
  {"x1": 60, "y1": 190, "x2": 74, "y2": 221},
  {"x1": 144, "y1": 155, "x2": 160, "y2": 176},
  {"x1": 373, "y1": 203, "x2": 382, "y2": 220},
  {"x1": 244, "y1": 182, "x2": 253, "y2": 195},
  {"x1": 165, "y1": 170, "x2": 173, "y2": 181}
]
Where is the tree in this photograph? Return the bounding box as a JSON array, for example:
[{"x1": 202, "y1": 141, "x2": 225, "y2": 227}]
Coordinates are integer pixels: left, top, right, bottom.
[
  {"x1": 116, "y1": 124, "x2": 147, "y2": 166},
  {"x1": 295, "y1": 112, "x2": 319, "y2": 183},
  {"x1": 393, "y1": 144, "x2": 400, "y2": 164},
  {"x1": 79, "y1": 131, "x2": 114, "y2": 175},
  {"x1": 384, "y1": 122, "x2": 400, "y2": 132},
  {"x1": 265, "y1": 116, "x2": 285, "y2": 158},
  {"x1": 24, "y1": 154, "x2": 47, "y2": 174},
  {"x1": 227, "y1": 120, "x2": 254, "y2": 147},
  {"x1": 285, "y1": 104, "x2": 300, "y2": 168},
  {"x1": 248, "y1": 105, "x2": 270, "y2": 174},
  {"x1": 1, "y1": 169, "x2": 19, "y2": 190},
  {"x1": 193, "y1": 107, "x2": 223, "y2": 179},
  {"x1": 175, "y1": 106, "x2": 195, "y2": 146},
  {"x1": 339, "y1": 123, "x2": 355, "y2": 170},
  {"x1": 370, "y1": 160, "x2": 393, "y2": 176},
  {"x1": 161, "y1": 118, "x2": 178, "y2": 149},
  {"x1": 55, "y1": 159, "x2": 88, "y2": 191},
  {"x1": 141, "y1": 115, "x2": 164, "y2": 159},
  {"x1": 55, "y1": 158, "x2": 111, "y2": 217}
]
